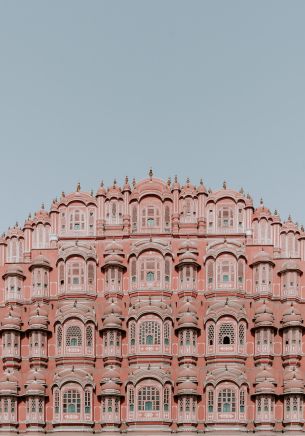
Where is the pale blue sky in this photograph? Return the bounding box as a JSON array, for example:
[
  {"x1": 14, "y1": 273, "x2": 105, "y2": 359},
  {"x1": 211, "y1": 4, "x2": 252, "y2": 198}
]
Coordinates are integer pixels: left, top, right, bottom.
[{"x1": 0, "y1": 1, "x2": 305, "y2": 231}]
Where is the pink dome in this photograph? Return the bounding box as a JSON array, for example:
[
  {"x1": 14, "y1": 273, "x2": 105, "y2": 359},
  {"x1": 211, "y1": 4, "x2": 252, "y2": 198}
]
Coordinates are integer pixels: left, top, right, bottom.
[
  {"x1": 177, "y1": 365, "x2": 197, "y2": 380},
  {"x1": 103, "y1": 300, "x2": 122, "y2": 316},
  {"x1": 281, "y1": 303, "x2": 303, "y2": 328},
  {"x1": 176, "y1": 380, "x2": 198, "y2": 395},
  {"x1": 253, "y1": 302, "x2": 274, "y2": 327},
  {"x1": 250, "y1": 250, "x2": 274, "y2": 266},
  {"x1": 102, "y1": 314, "x2": 123, "y2": 329},
  {"x1": 177, "y1": 311, "x2": 198, "y2": 329},
  {"x1": 2, "y1": 311, "x2": 22, "y2": 330},
  {"x1": 178, "y1": 299, "x2": 197, "y2": 315},
  {"x1": 29, "y1": 255, "x2": 52, "y2": 270},
  {"x1": 279, "y1": 260, "x2": 303, "y2": 275}
]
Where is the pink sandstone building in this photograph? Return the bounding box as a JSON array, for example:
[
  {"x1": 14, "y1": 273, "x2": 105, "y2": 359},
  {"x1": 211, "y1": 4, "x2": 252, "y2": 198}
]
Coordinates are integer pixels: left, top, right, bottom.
[{"x1": 0, "y1": 172, "x2": 305, "y2": 435}]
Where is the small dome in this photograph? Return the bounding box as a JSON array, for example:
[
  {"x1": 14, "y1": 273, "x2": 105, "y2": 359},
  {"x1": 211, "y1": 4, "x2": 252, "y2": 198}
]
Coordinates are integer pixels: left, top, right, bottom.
[
  {"x1": 102, "y1": 314, "x2": 123, "y2": 330},
  {"x1": 177, "y1": 312, "x2": 198, "y2": 329},
  {"x1": 0, "y1": 372, "x2": 18, "y2": 395},
  {"x1": 96, "y1": 181, "x2": 106, "y2": 197},
  {"x1": 101, "y1": 380, "x2": 121, "y2": 396},
  {"x1": 25, "y1": 381, "x2": 45, "y2": 396},
  {"x1": 250, "y1": 250, "x2": 274, "y2": 266},
  {"x1": 103, "y1": 253, "x2": 124, "y2": 267},
  {"x1": 2, "y1": 311, "x2": 22, "y2": 330},
  {"x1": 255, "y1": 366, "x2": 276, "y2": 386},
  {"x1": 105, "y1": 240, "x2": 124, "y2": 253},
  {"x1": 281, "y1": 303, "x2": 303, "y2": 328},
  {"x1": 102, "y1": 365, "x2": 121, "y2": 381},
  {"x1": 178, "y1": 299, "x2": 197, "y2": 315},
  {"x1": 279, "y1": 260, "x2": 303, "y2": 275},
  {"x1": 103, "y1": 300, "x2": 122, "y2": 317},
  {"x1": 29, "y1": 255, "x2": 52, "y2": 270},
  {"x1": 177, "y1": 380, "x2": 198, "y2": 395},
  {"x1": 3, "y1": 265, "x2": 25, "y2": 279},
  {"x1": 255, "y1": 379, "x2": 276, "y2": 395},
  {"x1": 253, "y1": 302, "x2": 274, "y2": 327},
  {"x1": 28, "y1": 308, "x2": 48, "y2": 329},
  {"x1": 177, "y1": 365, "x2": 197, "y2": 380}
]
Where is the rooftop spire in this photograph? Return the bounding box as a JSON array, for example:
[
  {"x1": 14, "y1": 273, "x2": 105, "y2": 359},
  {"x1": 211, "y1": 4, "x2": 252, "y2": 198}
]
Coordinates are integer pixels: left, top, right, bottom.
[
  {"x1": 223, "y1": 180, "x2": 227, "y2": 189},
  {"x1": 76, "y1": 182, "x2": 81, "y2": 192},
  {"x1": 149, "y1": 168, "x2": 153, "y2": 179}
]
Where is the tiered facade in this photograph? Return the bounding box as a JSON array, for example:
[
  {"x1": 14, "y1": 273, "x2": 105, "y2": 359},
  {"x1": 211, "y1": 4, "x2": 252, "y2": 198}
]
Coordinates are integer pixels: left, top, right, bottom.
[{"x1": 0, "y1": 173, "x2": 305, "y2": 435}]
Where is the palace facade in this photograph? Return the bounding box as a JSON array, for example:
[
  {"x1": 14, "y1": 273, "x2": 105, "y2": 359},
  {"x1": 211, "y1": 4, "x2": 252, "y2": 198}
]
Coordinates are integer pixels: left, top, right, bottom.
[{"x1": 0, "y1": 173, "x2": 305, "y2": 435}]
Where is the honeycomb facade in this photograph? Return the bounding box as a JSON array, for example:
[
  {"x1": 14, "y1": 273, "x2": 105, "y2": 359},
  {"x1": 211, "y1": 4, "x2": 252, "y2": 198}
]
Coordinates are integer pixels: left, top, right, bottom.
[{"x1": 0, "y1": 174, "x2": 305, "y2": 435}]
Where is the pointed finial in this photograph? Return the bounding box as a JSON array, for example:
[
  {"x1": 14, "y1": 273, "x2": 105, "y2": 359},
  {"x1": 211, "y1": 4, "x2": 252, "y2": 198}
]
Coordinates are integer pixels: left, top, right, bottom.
[
  {"x1": 200, "y1": 178, "x2": 204, "y2": 185},
  {"x1": 113, "y1": 178, "x2": 117, "y2": 186},
  {"x1": 186, "y1": 177, "x2": 190, "y2": 185},
  {"x1": 274, "y1": 209, "x2": 278, "y2": 215},
  {"x1": 62, "y1": 191, "x2": 65, "y2": 198},
  {"x1": 76, "y1": 182, "x2": 81, "y2": 192},
  {"x1": 301, "y1": 225, "x2": 304, "y2": 232},
  {"x1": 15, "y1": 221, "x2": 18, "y2": 227},
  {"x1": 91, "y1": 189, "x2": 93, "y2": 196},
  {"x1": 100, "y1": 180, "x2": 104, "y2": 187},
  {"x1": 41, "y1": 202, "x2": 44, "y2": 210},
  {"x1": 239, "y1": 187, "x2": 244, "y2": 195},
  {"x1": 167, "y1": 177, "x2": 171, "y2": 186},
  {"x1": 125, "y1": 175, "x2": 129, "y2": 184},
  {"x1": 223, "y1": 180, "x2": 227, "y2": 189},
  {"x1": 288, "y1": 214, "x2": 292, "y2": 222},
  {"x1": 149, "y1": 168, "x2": 153, "y2": 179},
  {"x1": 28, "y1": 213, "x2": 31, "y2": 219},
  {"x1": 132, "y1": 177, "x2": 136, "y2": 187}
]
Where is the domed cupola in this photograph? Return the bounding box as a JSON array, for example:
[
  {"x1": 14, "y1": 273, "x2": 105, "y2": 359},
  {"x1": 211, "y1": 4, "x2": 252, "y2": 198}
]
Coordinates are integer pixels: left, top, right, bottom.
[
  {"x1": 28, "y1": 304, "x2": 48, "y2": 330},
  {"x1": 253, "y1": 301, "x2": 275, "y2": 328},
  {"x1": 281, "y1": 302, "x2": 303, "y2": 329}
]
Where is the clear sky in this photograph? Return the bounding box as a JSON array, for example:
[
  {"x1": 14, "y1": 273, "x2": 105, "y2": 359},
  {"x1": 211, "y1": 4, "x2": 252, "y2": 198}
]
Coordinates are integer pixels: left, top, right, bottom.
[{"x1": 0, "y1": 1, "x2": 305, "y2": 231}]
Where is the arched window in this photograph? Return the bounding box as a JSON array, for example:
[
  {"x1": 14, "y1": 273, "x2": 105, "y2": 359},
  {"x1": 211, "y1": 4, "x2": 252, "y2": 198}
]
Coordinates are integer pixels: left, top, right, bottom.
[
  {"x1": 237, "y1": 259, "x2": 244, "y2": 286},
  {"x1": 67, "y1": 260, "x2": 85, "y2": 289},
  {"x1": 141, "y1": 206, "x2": 161, "y2": 230},
  {"x1": 129, "y1": 321, "x2": 136, "y2": 347},
  {"x1": 163, "y1": 387, "x2": 170, "y2": 411},
  {"x1": 63, "y1": 389, "x2": 81, "y2": 413},
  {"x1": 86, "y1": 325, "x2": 93, "y2": 348},
  {"x1": 138, "y1": 386, "x2": 160, "y2": 411},
  {"x1": 88, "y1": 263, "x2": 95, "y2": 289},
  {"x1": 57, "y1": 326, "x2": 62, "y2": 349},
  {"x1": 139, "y1": 255, "x2": 161, "y2": 288},
  {"x1": 208, "y1": 324, "x2": 215, "y2": 346},
  {"x1": 66, "y1": 326, "x2": 82, "y2": 347},
  {"x1": 217, "y1": 256, "x2": 235, "y2": 288},
  {"x1": 239, "y1": 324, "x2": 245, "y2": 346},
  {"x1": 218, "y1": 388, "x2": 236, "y2": 413},
  {"x1": 130, "y1": 258, "x2": 137, "y2": 286},
  {"x1": 132, "y1": 205, "x2": 138, "y2": 232},
  {"x1": 69, "y1": 209, "x2": 85, "y2": 231},
  {"x1": 164, "y1": 205, "x2": 171, "y2": 230},
  {"x1": 139, "y1": 321, "x2": 161, "y2": 345},
  {"x1": 219, "y1": 323, "x2": 235, "y2": 345},
  {"x1": 164, "y1": 322, "x2": 170, "y2": 346},
  {"x1": 207, "y1": 260, "x2": 214, "y2": 289},
  {"x1": 217, "y1": 206, "x2": 234, "y2": 231}
]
